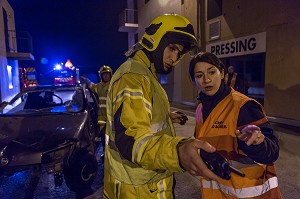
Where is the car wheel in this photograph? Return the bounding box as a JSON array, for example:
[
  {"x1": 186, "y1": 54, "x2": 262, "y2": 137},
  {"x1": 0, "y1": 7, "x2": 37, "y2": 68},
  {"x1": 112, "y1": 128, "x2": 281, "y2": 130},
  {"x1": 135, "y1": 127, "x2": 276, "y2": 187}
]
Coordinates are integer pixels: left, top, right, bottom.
[{"x1": 63, "y1": 149, "x2": 98, "y2": 192}]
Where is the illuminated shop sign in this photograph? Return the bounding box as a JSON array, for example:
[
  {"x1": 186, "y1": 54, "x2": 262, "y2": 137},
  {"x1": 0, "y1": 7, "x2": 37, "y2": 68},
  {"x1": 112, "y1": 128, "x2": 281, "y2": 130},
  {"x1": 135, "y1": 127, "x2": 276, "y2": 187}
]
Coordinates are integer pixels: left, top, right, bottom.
[{"x1": 206, "y1": 32, "x2": 266, "y2": 58}]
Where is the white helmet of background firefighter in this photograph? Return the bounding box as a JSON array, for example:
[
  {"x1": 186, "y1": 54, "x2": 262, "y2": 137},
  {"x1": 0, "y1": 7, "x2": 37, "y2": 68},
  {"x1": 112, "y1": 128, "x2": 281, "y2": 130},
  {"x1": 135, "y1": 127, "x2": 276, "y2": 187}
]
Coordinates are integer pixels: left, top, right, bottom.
[
  {"x1": 137, "y1": 14, "x2": 198, "y2": 74},
  {"x1": 98, "y1": 65, "x2": 113, "y2": 82}
]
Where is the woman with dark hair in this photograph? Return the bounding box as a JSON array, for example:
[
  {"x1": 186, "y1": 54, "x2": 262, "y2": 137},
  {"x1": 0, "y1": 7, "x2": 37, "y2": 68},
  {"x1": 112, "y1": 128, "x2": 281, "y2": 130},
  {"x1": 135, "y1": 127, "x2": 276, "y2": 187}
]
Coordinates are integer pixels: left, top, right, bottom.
[{"x1": 189, "y1": 52, "x2": 282, "y2": 199}]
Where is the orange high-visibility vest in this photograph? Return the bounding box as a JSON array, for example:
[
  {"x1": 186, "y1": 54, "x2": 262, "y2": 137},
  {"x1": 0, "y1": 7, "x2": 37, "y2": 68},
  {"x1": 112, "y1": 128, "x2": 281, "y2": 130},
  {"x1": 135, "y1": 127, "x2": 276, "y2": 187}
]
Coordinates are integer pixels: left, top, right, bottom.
[{"x1": 195, "y1": 89, "x2": 282, "y2": 199}]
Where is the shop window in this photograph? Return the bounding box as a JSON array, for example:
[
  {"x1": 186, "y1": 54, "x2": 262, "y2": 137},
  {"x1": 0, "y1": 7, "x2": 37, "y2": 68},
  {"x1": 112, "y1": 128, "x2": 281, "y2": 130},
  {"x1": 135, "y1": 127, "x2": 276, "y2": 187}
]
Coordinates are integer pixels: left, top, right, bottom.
[
  {"x1": 246, "y1": 61, "x2": 263, "y2": 82},
  {"x1": 223, "y1": 53, "x2": 265, "y2": 105}
]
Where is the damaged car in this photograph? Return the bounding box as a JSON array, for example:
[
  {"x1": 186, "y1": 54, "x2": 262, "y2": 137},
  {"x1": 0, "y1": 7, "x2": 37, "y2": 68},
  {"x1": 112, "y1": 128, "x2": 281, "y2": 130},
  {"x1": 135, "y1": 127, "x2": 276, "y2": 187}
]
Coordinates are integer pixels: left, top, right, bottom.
[{"x1": 0, "y1": 84, "x2": 100, "y2": 192}]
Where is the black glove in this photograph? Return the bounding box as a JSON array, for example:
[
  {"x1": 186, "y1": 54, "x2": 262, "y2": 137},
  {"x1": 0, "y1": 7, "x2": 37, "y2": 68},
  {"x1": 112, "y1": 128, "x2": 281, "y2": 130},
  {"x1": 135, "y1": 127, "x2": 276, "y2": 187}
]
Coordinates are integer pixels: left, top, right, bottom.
[{"x1": 173, "y1": 111, "x2": 188, "y2": 125}]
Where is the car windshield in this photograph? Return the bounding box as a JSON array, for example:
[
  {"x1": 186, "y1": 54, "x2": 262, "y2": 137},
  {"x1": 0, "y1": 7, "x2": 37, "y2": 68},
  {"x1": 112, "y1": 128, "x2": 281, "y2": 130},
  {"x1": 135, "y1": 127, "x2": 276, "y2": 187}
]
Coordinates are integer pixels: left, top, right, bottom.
[{"x1": 0, "y1": 86, "x2": 87, "y2": 115}]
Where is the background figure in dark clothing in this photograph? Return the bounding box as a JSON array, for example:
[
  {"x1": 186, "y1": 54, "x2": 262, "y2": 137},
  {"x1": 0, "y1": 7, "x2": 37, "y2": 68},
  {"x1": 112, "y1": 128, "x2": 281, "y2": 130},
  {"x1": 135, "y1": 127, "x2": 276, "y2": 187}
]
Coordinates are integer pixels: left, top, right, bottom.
[{"x1": 224, "y1": 65, "x2": 249, "y2": 95}]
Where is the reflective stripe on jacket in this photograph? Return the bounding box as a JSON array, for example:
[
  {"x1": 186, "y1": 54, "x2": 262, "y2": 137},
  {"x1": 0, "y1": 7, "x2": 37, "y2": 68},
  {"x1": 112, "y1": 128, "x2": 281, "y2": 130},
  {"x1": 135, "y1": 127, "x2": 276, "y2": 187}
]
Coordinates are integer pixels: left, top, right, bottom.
[
  {"x1": 104, "y1": 50, "x2": 184, "y2": 197},
  {"x1": 103, "y1": 167, "x2": 175, "y2": 199},
  {"x1": 195, "y1": 89, "x2": 282, "y2": 199}
]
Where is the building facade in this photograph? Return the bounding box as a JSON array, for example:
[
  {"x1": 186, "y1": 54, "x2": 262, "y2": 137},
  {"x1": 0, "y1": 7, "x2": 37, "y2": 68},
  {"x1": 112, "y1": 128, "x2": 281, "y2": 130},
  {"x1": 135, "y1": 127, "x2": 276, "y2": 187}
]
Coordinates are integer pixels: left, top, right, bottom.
[
  {"x1": 119, "y1": 0, "x2": 300, "y2": 125},
  {"x1": 0, "y1": 0, "x2": 34, "y2": 102}
]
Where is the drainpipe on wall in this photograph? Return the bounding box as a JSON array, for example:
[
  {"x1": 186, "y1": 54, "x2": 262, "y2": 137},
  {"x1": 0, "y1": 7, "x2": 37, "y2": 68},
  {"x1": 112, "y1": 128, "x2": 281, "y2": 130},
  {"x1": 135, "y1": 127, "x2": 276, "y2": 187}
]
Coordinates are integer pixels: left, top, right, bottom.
[{"x1": 199, "y1": 0, "x2": 206, "y2": 52}]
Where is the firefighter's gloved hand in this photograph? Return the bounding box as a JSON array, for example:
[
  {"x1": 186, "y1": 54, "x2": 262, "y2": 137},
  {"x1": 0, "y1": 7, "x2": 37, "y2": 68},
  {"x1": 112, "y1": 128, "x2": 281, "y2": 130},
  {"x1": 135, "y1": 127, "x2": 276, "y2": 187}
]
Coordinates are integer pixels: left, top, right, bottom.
[
  {"x1": 177, "y1": 139, "x2": 219, "y2": 181},
  {"x1": 80, "y1": 76, "x2": 91, "y2": 85},
  {"x1": 171, "y1": 111, "x2": 188, "y2": 125}
]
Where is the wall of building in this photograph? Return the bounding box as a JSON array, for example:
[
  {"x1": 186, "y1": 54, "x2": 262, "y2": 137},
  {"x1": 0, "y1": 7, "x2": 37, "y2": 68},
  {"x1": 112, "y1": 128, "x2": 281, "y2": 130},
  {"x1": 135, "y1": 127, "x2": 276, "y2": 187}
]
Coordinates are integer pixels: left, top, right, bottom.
[
  {"x1": 137, "y1": 0, "x2": 181, "y2": 34},
  {"x1": 126, "y1": 0, "x2": 136, "y2": 48},
  {"x1": 173, "y1": 0, "x2": 198, "y2": 105},
  {"x1": 0, "y1": 0, "x2": 9, "y2": 102},
  {"x1": 264, "y1": 20, "x2": 300, "y2": 121},
  {"x1": 0, "y1": 0, "x2": 20, "y2": 102},
  {"x1": 135, "y1": 0, "x2": 300, "y2": 123},
  {"x1": 205, "y1": 0, "x2": 300, "y2": 122}
]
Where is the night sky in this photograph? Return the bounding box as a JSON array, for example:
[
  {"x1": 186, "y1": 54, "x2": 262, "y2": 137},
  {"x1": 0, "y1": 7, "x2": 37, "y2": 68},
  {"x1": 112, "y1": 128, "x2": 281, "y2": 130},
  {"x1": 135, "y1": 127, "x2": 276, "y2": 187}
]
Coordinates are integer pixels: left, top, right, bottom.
[{"x1": 8, "y1": 0, "x2": 128, "y2": 81}]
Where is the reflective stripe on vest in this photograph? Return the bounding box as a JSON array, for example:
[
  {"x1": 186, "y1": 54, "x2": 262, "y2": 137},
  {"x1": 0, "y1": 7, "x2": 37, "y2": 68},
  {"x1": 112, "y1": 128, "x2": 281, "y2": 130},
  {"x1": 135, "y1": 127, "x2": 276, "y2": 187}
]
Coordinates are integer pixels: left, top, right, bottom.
[
  {"x1": 202, "y1": 176, "x2": 279, "y2": 198},
  {"x1": 105, "y1": 134, "x2": 109, "y2": 146},
  {"x1": 158, "y1": 179, "x2": 167, "y2": 199},
  {"x1": 99, "y1": 96, "x2": 107, "y2": 108},
  {"x1": 99, "y1": 96, "x2": 107, "y2": 100},
  {"x1": 151, "y1": 120, "x2": 168, "y2": 134},
  {"x1": 148, "y1": 178, "x2": 169, "y2": 199},
  {"x1": 99, "y1": 104, "x2": 106, "y2": 108},
  {"x1": 98, "y1": 120, "x2": 106, "y2": 125}
]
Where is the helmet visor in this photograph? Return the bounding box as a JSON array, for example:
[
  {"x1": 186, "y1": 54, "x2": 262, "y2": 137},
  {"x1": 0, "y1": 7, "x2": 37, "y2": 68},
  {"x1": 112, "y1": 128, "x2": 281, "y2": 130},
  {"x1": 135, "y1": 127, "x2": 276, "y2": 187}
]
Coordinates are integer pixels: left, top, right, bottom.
[{"x1": 165, "y1": 32, "x2": 198, "y2": 55}]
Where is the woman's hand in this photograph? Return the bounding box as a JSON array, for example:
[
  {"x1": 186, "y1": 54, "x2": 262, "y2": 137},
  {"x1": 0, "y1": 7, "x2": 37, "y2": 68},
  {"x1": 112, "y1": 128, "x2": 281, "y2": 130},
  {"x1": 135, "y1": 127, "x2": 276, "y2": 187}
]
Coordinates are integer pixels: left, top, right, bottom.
[{"x1": 236, "y1": 125, "x2": 265, "y2": 146}]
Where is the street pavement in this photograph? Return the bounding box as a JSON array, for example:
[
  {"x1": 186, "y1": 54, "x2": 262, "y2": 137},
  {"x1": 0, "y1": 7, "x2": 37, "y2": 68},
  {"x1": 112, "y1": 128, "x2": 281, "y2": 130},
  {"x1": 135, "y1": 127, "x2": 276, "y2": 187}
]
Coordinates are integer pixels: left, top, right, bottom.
[
  {"x1": 86, "y1": 103, "x2": 300, "y2": 199},
  {"x1": 1, "y1": 103, "x2": 299, "y2": 198},
  {"x1": 85, "y1": 104, "x2": 300, "y2": 199}
]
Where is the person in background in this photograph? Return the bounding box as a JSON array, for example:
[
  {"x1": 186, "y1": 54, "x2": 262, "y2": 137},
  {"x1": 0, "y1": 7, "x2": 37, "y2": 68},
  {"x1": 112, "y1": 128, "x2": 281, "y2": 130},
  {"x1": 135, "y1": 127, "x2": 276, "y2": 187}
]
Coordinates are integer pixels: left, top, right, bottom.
[
  {"x1": 81, "y1": 65, "x2": 113, "y2": 149},
  {"x1": 224, "y1": 65, "x2": 249, "y2": 95},
  {"x1": 103, "y1": 14, "x2": 219, "y2": 199},
  {"x1": 189, "y1": 52, "x2": 282, "y2": 199}
]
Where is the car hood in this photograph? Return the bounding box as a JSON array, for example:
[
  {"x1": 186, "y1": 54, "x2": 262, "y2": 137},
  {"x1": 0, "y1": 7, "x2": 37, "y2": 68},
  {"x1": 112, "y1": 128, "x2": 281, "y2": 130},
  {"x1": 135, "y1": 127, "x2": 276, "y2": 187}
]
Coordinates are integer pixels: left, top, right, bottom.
[{"x1": 0, "y1": 112, "x2": 87, "y2": 152}]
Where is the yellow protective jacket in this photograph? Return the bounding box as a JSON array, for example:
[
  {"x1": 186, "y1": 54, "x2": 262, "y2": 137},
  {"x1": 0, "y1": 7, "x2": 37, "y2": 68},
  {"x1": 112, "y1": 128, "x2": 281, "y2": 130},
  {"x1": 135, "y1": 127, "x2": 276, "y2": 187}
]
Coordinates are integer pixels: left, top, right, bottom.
[
  {"x1": 89, "y1": 81, "x2": 110, "y2": 130},
  {"x1": 103, "y1": 50, "x2": 185, "y2": 199},
  {"x1": 195, "y1": 89, "x2": 282, "y2": 199}
]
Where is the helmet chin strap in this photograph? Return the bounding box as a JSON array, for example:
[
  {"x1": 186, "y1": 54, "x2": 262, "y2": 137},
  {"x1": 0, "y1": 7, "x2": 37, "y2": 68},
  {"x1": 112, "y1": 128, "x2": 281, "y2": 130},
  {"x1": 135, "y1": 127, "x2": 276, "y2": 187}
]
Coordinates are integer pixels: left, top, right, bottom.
[{"x1": 148, "y1": 36, "x2": 173, "y2": 75}]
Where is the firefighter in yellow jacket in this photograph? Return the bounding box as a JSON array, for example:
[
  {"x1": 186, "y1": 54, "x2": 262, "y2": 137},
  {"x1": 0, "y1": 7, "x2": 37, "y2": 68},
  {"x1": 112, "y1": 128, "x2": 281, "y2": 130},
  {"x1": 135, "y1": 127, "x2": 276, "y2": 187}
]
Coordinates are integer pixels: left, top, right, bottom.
[
  {"x1": 81, "y1": 65, "x2": 112, "y2": 148},
  {"x1": 103, "y1": 14, "x2": 220, "y2": 199},
  {"x1": 189, "y1": 52, "x2": 282, "y2": 199}
]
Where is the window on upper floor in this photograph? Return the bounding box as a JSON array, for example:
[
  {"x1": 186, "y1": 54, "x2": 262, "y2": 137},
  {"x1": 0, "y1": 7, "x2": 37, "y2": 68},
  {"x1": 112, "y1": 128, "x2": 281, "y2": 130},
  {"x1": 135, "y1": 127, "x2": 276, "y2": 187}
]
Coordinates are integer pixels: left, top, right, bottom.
[{"x1": 207, "y1": 0, "x2": 223, "y2": 20}]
